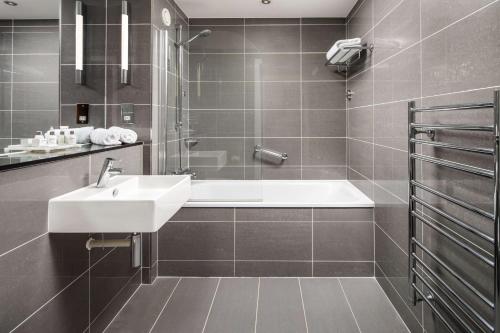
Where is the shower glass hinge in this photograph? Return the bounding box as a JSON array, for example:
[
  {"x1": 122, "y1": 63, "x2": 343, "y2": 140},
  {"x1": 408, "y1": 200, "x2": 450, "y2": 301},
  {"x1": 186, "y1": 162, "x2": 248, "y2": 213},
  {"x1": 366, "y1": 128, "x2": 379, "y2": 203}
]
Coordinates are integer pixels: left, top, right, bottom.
[
  {"x1": 346, "y1": 89, "x2": 354, "y2": 101},
  {"x1": 175, "y1": 121, "x2": 183, "y2": 130}
]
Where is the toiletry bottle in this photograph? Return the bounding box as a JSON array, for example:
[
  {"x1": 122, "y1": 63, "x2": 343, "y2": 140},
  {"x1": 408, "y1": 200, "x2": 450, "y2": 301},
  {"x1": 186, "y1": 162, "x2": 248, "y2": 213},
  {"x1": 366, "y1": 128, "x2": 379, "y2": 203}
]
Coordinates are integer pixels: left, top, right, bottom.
[
  {"x1": 67, "y1": 130, "x2": 77, "y2": 145},
  {"x1": 47, "y1": 131, "x2": 57, "y2": 146},
  {"x1": 33, "y1": 131, "x2": 45, "y2": 147},
  {"x1": 58, "y1": 130, "x2": 66, "y2": 145}
]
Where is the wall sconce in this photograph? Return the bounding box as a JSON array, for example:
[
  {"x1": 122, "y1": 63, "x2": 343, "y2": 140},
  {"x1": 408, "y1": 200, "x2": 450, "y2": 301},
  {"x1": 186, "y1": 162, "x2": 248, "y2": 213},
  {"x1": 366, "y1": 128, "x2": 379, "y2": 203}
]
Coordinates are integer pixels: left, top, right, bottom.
[
  {"x1": 121, "y1": 1, "x2": 129, "y2": 84},
  {"x1": 75, "y1": 1, "x2": 84, "y2": 84}
]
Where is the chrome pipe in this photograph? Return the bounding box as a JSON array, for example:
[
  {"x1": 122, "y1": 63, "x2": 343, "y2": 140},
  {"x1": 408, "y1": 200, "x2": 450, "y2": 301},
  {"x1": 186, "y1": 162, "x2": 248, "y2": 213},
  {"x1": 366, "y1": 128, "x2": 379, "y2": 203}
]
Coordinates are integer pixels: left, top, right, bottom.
[
  {"x1": 412, "y1": 238, "x2": 494, "y2": 309},
  {"x1": 412, "y1": 211, "x2": 494, "y2": 267},
  {"x1": 411, "y1": 124, "x2": 494, "y2": 132},
  {"x1": 410, "y1": 153, "x2": 494, "y2": 178},
  {"x1": 408, "y1": 100, "x2": 418, "y2": 305},
  {"x1": 413, "y1": 285, "x2": 457, "y2": 333},
  {"x1": 410, "y1": 180, "x2": 494, "y2": 220},
  {"x1": 410, "y1": 103, "x2": 494, "y2": 113},
  {"x1": 410, "y1": 139, "x2": 494, "y2": 155},
  {"x1": 411, "y1": 195, "x2": 494, "y2": 244},
  {"x1": 413, "y1": 270, "x2": 477, "y2": 333},
  {"x1": 86, "y1": 234, "x2": 141, "y2": 268},
  {"x1": 414, "y1": 255, "x2": 494, "y2": 332},
  {"x1": 493, "y1": 90, "x2": 500, "y2": 333},
  {"x1": 254, "y1": 145, "x2": 288, "y2": 161}
]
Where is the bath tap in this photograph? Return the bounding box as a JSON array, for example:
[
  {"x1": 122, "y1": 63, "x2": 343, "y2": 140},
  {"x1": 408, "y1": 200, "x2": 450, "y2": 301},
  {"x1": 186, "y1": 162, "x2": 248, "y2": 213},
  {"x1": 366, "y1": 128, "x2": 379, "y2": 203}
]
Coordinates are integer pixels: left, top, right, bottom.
[{"x1": 96, "y1": 158, "x2": 123, "y2": 188}]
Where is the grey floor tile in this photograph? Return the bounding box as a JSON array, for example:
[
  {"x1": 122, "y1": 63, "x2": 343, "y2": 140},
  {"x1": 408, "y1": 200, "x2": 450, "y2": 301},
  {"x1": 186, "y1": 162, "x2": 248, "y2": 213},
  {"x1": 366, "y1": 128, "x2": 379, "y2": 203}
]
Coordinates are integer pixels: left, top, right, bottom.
[
  {"x1": 150, "y1": 278, "x2": 219, "y2": 333},
  {"x1": 300, "y1": 278, "x2": 359, "y2": 333},
  {"x1": 340, "y1": 278, "x2": 409, "y2": 333},
  {"x1": 256, "y1": 278, "x2": 307, "y2": 333},
  {"x1": 105, "y1": 278, "x2": 179, "y2": 333},
  {"x1": 204, "y1": 278, "x2": 259, "y2": 333}
]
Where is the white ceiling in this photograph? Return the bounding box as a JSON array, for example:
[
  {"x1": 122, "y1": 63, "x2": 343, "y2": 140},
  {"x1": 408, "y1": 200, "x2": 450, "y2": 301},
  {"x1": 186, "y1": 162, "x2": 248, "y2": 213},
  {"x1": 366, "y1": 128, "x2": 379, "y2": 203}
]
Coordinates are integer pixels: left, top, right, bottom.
[
  {"x1": 176, "y1": 0, "x2": 357, "y2": 18},
  {"x1": 0, "y1": 0, "x2": 58, "y2": 20}
]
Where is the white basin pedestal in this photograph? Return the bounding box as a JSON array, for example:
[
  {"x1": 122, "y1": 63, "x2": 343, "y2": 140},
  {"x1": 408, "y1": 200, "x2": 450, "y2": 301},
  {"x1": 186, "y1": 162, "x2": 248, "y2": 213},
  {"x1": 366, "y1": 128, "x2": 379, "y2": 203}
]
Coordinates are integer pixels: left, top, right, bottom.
[{"x1": 48, "y1": 175, "x2": 191, "y2": 233}]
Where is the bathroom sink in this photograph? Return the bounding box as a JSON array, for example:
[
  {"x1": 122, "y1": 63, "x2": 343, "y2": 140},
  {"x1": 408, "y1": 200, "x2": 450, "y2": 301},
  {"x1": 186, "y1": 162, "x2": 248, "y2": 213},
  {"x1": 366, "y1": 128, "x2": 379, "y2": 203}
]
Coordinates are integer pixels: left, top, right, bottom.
[{"x1": 48, "y1": 175, "x2": 191, "y2": 233}]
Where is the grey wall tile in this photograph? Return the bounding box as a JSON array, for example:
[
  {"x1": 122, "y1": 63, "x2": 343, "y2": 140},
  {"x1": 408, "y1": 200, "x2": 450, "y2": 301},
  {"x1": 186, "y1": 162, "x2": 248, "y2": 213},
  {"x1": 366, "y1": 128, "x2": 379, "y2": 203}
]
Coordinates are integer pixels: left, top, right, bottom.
[
  {"x1": 302, "y1": 109, "x2": 346, "y2": 137},
  {"x1": 235, "y1": 261, "x2": 312, "y2": 277},
  {"x1": 246, "y1": 18, "x2": 300, "y2": 25},
  {"x1": 235, "y1": 222, "x2": 312, "y2": 260},
  {"x1": 61, "y1": 0, "x2": 106, "y2": 24},
  {"x1": 0, "y1": 111, "x2": 11, "y2": 137},
  {"x1": 245, "y1": 25, "x2": 300, "y2": 53},
  {"x1": 189, "y1": 54, "x2": 244, "y2": 81},
  {"x1": 189, "y1": 25, "x2": 244, "y2": 53},
  {"x1": 158, "y1": 222, "x2": 234, "y2": 260},
  {"x1": 107, "y1": 65, "x2": 151, "y2": 104},
  {"x1": 373, "y1": 0, "x2": 420, "y2": 65},
  {"x1": 0, "y1": 27, "x2": 12, "y2": 54},
  {"x1": 61, "y1": 65, "x2": 105, "y2": 104},
  {"x1": 245, "y1": 54, "x2": 300, "y2": 81},
  {"x1": 302, "y1": 138, "x2": 346, "y2": 166},
  {"x1": 374, "y1": 145, "x2": 408, "y2": 200},
  {"x1": 60, "y1": 25, "x2": 106, "y2": 65},
  {"x1": 302, "y1": 166, "x2": 347, "y2": 180},
  {"x1": 107, "y1": 0, "x2": 151, "y2": 24},
  {"x1": 374, "y1": 186, "x2": 408, "y2": 252},
  {"x1": 12, "y1": 83, "x2": 58, "y2": 110},
  {"x1": 189, "y1": 138, "x2": 244, "y2": 167},
  {"x1": 190, "y1": 82, "x2": 244, "y2": 109},
  {"x1": 313, "y1": 262, "x2": 374, "y2": 277},
  {"x1": 0, "y1": 55, "x2": 12, "y2": 83},
  {"x1": 313, "y1": 208, "x2": 373, "y2": 222},
  {"x1": 235, "y1": 208, "x2": 312, "y2": 222},
  {"x1": 12, "y1": 111, "x2": 59, "y2": 137},
  {"x1": 13, "y1": 26, "x2": 58, "y2": 54},
  {"x1": 373, "y1": 101, "x2": 407, "y2": 151},
  {"x1": 347, "y1": 0, "x2": 373, "y2": 38},
  {"x1": 190, "y1": 109, "x2": 244, "y2": 137},
  {"x1": 158, "y1": 260, "x2": 234, "y2": 277},
  {"x1": 302, "y1": 53, "x2": 346, "y2": 81},
  {"x1": 256, "y1": 278, "x2": 308, "y2": 333},
  {"x1": 314, "y1": 222, "x2": 374, "y2": 261},
  {"x1": 150, "y1": 278, "x2": 219, "y2": 333},
  {"x1": 190, "y1": 18, "x2": 244, "y2": 25},
  {"x1": 347, "y1": 69, "x2": 373, "y2": 108},
  {"x1": 349, "y1": 139, "x2": 373, "y2": 179},
  {"x1": 246, "y1": 82, "x2": 300, "y2": 110},
  {"x1": 348, "y1": 106, "x2": 373, "y2": 142},
  {"x1": 421, "y1": 1, "x2": 500, "y2": 97},
  {"x1": 170, "y1": 207, "x2": 234, "y2": 222},
  {"x1": 60, "y1": 104, "x2": 105, "y2": 128},
  {"x1": 302, "y1": 81, "x2": 346, "y2": 110},
  {"x1": 246, "y1": 109, "x2": 301, "y2": 137},
  {"x1": 107, "y1": 25, "x2": 151, "y2": 65},
  {"x1": 204, "y1": 278, "x2": 258, "y2": 333},
  {"x1": 13, "y1": 55, "x2": 59, "y2": 82},
  {"x1": 301, "y1": 24, "x2": 346, "y2": 52}
]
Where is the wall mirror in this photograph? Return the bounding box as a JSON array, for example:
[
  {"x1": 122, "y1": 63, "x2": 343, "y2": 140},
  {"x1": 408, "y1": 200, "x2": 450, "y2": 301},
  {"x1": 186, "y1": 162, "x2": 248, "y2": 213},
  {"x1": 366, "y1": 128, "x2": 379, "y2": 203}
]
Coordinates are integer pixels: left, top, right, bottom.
[{"x1": 0, "y1": 0, "x2": 60, "y2": 150}]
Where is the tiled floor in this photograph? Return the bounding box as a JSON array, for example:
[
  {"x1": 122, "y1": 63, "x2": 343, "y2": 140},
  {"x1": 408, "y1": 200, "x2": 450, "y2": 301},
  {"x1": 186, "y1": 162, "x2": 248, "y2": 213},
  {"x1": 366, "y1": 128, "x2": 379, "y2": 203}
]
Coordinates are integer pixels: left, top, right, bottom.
[{"x1": 104, "y1": 277, "x2": 409, "y2": 333}]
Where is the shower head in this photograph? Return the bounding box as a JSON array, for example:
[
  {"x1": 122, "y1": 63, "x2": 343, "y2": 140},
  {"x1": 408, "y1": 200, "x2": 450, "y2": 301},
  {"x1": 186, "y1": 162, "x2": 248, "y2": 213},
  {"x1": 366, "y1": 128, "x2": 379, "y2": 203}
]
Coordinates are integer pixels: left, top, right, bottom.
[{"x1": 177, "y1": 29, "x2": 212, "y2": 46}]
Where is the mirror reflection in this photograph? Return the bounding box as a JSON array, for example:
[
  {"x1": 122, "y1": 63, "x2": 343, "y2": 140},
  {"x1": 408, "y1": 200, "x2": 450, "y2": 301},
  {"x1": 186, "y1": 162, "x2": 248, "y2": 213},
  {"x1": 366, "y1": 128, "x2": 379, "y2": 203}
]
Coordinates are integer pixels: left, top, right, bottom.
[{"x1": 0, "y1": 0, "x2": 60, "y2": 150}]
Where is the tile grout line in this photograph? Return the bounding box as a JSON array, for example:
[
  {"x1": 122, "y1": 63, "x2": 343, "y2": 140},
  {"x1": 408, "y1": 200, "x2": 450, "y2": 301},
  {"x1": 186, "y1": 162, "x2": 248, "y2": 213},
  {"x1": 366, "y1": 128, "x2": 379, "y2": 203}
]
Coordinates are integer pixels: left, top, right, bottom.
[
  {"x1": 338, "y1": 279, "x2": 363, "y2": 333},
  {"x1": 297, "y1": 278, "x2": 309, "y2": 333},
  {"x1": 373, "y1": 275, "x2": 411, "y2": 333},
  {"x1": 0, "y1": 232, "x2": 48, "y2": 259},
  {"x1": 299, "y1": 17, "x2": 303, "y2": 180},
  {"x1": 101, "y1": 274, "x2": 143, "y2": 332},
  {"x1": 311, "y1": 208, "x2": 314, "y2": 276},
  {"x1": 148, "y1": 277, "x2": 182, "y2": 333},
  {"x1": 201, "y1": 277, "x2": 221, "y2": 333},
  {"x1": 10, "y1": 246, "x2": 118, "y2": 333},
  {"x1": 254, "y1": 277, "x2": 260, "y2": 333},
  {"x1": 233, "y1": 208, "x2": 236, "y2": 276}
]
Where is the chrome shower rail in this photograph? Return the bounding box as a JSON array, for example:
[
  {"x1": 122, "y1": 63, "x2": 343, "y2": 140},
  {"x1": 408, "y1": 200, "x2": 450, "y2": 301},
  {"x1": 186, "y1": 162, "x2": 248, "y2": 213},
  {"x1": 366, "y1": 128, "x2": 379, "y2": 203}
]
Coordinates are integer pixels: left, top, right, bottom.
[{"x1": 408, "y1": 91, "x2": 500, "y2": 333}]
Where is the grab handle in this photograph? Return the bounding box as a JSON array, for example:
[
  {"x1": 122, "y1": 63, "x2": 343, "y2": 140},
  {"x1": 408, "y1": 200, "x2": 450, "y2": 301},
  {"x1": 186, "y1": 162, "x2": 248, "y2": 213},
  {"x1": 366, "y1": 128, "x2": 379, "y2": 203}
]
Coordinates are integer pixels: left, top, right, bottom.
[{"x1": 254, "y1": 145, "x2": 288, "y2": 161}]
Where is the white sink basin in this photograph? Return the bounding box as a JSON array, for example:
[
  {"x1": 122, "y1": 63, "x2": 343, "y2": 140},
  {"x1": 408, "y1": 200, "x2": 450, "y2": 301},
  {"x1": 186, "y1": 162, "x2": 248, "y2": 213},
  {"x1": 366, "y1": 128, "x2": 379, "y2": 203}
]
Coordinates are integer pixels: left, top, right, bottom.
[{"x1": 48, "y1": 175, "x2": 191, "y2": 233}]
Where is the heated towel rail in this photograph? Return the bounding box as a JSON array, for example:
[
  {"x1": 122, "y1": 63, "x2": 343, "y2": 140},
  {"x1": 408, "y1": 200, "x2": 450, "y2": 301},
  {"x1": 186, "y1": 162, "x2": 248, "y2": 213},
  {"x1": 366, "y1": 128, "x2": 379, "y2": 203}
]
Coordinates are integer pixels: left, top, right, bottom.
[{"x1": 408, "y1": 91, "x2": 499, "y2": 332}]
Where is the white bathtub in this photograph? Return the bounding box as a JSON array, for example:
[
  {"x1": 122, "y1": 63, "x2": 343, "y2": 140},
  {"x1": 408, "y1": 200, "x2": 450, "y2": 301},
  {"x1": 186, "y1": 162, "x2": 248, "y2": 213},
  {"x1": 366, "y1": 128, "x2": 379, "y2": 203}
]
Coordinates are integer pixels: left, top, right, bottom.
[{"x1": 183, "y1": 180, "x2": 374, "y2": 208}]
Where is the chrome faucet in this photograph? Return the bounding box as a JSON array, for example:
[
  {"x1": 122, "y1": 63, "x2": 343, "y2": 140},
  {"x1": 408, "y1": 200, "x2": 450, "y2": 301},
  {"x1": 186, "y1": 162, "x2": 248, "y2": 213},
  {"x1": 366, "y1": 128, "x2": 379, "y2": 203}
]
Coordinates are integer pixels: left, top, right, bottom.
[{"x1": 96, "y1": 158, "x2": 123, "y2": 188}]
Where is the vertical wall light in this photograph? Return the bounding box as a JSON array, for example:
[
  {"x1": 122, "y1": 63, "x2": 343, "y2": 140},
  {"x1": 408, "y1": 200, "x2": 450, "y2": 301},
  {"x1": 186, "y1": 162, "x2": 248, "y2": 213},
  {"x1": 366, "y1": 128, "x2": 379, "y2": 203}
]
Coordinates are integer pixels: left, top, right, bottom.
[
  {"x1": 75, "y1": 1, "x2": 84, "y2": 84},
  {"x1": 121, "y1": 1, "x2": 129, "y2": 84}
]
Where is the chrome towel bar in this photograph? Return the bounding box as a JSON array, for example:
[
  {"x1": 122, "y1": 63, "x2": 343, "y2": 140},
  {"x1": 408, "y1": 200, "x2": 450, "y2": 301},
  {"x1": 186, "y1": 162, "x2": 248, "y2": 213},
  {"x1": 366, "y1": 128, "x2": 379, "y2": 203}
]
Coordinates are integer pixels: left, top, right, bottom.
[
  {"x1": 408, "y1": 91, "x2": 500, "y2": 333},
  {"x1": 254, "y1": 145, "x2": 288, "y2": 161}
]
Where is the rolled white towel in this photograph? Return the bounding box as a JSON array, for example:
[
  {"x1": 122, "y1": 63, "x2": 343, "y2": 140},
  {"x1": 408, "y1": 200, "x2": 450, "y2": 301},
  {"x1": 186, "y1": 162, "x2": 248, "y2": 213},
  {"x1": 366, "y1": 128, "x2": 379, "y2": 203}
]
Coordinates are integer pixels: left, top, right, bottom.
[
  {"x1": 70, "y1": 126, "x2": 94, "y2": 144},
  {"x1": 108, "y1": 126, "x2": 138, "y2": 144},
  {"x1": 90, "y1": 128, "x2": 121, "y2": 146}
]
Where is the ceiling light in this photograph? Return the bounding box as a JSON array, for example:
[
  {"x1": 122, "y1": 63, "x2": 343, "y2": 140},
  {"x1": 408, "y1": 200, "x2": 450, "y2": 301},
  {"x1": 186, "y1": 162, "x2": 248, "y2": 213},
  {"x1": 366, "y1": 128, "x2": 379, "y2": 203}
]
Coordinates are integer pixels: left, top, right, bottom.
[
  {"x1": 262, "y1": 0, "x2": 271, "y2": 4},
  {"x1": 4, "y1": 0, "x2": 18, "y2": 6}
]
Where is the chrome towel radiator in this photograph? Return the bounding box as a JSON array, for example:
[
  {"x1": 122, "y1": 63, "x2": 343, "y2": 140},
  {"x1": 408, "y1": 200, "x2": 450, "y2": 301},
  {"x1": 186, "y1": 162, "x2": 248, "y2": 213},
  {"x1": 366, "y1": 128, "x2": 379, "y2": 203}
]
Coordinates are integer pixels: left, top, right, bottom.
[{"x1": 408, "y1": 91, "x2": 499, "y2": 333}]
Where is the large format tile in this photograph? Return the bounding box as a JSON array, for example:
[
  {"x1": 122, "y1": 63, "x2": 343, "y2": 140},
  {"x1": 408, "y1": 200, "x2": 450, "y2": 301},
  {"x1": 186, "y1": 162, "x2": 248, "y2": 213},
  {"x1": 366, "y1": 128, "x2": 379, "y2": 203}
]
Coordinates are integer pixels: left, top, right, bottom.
[
  {"x1": 301, "y1": 24, "x2": 346, "y2": 53},
  {"x1": 302, "y1": 138, "x2": 346, "y2": 166},
  {"x1": 189, "y1": 54, "x2": 244, "y2": 81},
  {"x1": 340, "y1": 278, "x2": 409, "y2": 333},
  {"x1": 158, "y1": 222, "x2": 234, "y2": 260},
  {"x1": 302, "y1": 109, "x2": 347, "y2": 137},
  {"x1": 256, "y1": 278, "x2": 308, "y2": 333},
  {"x1": 300, "y1": 278, "x2": 359, "y2": 333},
  {"x1": 235, "y1": 208, "x2": 312, "y2": 222},
  {"x1": 189, "y1": 25, "x2": 244, "y2": 54},
  {"x1": 105, "y1": 278, "x2": 180, "y2": 333},
  {"x1": 150, "y1": 278, "x2": 219, "y2": 333},
  {"x1": 204, "y1": 278, "x2": 258, "y2": 333},
  {"x1": 13, "y1": 55, "x2": 59, "y2": 82},
  {"x1": 235, "y1": 222, "x2": 312, "y2": 260},
  {"x1": 190, "y1": 82, "x2": 244, "y2": 110},
  {"x1": 245, "y1": 82, "x2": 300, "y2": 110},
  {"x1": 302, "y1": 81, "x2": 346, "y2": 110},
  {"x1": 158, "y1": 260, "x2": 234, "y2": 277},
  {"x1": 235, "y1": 261, "x2": 312, "y2": 277},
  {"x1": 245, "y1": 54, "x2": 300, "y2": 81},
  {"x1": 245, "y1": 25, "x2": 300, "y2": 53},
  {"x1": 314, "y1": 222, "x2": 374, "y2": 261}
]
